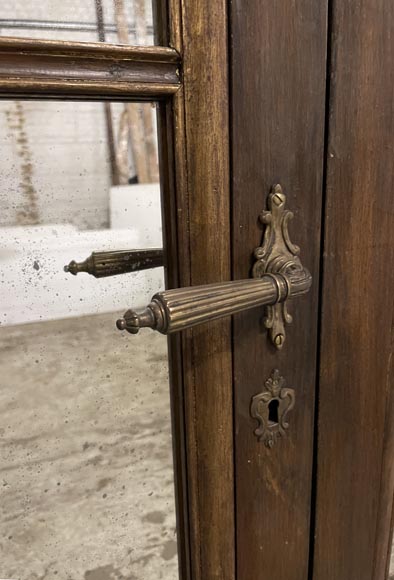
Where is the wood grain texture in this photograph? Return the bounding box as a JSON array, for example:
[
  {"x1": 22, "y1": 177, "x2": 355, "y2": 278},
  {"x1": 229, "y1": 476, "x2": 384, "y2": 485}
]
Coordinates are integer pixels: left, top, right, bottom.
[
  {"x1": 0, "y1": 37, "x2": 180, "y2": 100},
  {"x1": 0, "y1": 36, "x2": 180, "y2": 60},
  {"x1": 173, "y1": 0, "x2": 235, "y2": 577},
  {"x1": 155, "y1": 1, "x2": 235, "y2": 579},
  {"x1": 313, "y1": 1, "x2": 394, "y2": 579},
  {"x1": 230, "y1": 2, "x2": 328, "y2": 579}
]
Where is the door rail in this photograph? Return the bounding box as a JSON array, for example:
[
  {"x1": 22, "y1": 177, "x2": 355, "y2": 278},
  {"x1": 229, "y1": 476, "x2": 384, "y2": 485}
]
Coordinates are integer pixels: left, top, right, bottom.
[{"x1": 0, "y1": 37, "x2": 181, "y2": 100}]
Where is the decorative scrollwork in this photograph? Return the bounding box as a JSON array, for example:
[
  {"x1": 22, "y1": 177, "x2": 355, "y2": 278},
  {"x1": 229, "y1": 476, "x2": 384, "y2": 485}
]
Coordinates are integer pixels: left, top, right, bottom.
[
  {"x1": 250, "y1": 369, "x2": 295, "y2": 448},
  {"x1": 253, "y1": 184, "x2": 303, "y2": 349}
]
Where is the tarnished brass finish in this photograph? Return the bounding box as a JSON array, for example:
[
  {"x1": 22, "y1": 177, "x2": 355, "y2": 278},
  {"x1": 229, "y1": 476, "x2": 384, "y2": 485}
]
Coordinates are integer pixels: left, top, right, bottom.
[
  {"x1": 250, "y1": 369, "x2": 295, "y2": 448},
  {"x1": 65, "y1": 249, "x2": 163, "y2": 278},
  {"x1": 253, "y1": 183, "x2": 306, "y2": 348},
  {"x1": 117, "y1": 185, "x2": 311, "y2": 346},
  {"x1": 116, "y1": 272, "x2": 310, "y2": 334}
]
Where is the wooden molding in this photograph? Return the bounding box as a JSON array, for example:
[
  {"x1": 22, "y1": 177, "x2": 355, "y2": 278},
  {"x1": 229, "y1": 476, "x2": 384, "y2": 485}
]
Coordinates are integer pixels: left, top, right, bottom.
[{"x1": 0, "y1": 36, "x2": 180, "y2": 100}]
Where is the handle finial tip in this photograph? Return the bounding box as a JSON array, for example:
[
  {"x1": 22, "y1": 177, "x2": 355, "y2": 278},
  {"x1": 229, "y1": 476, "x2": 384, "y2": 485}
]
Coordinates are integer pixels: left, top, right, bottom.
[{"x1": 116, "y1": 318, "x2": 127, "y2": 331}]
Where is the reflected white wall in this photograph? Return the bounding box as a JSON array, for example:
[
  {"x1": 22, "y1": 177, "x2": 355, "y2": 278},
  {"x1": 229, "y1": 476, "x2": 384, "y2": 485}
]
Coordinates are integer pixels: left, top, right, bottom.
[{"x1": 1, "y1": 184, "x2": 164, "y2": 326}]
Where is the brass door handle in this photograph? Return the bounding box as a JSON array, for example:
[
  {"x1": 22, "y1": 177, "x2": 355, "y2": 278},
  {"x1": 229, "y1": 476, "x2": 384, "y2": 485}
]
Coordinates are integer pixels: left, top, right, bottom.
[
  {"x1": 64, "y1": 249, "x2": 163, "y2": 278},
  {"x1": 116, "y1": 185, "x2": 311, "y2": 349}
]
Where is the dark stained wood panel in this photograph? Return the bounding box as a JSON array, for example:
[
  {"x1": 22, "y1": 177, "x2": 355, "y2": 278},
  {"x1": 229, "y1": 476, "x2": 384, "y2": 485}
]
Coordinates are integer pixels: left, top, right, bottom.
[
  {"x1": 313, "y1": 1, "x2": 394, "y2": 579},
  {"x1": 230, "y1": 2, "x2": 328, "y2": 579}
]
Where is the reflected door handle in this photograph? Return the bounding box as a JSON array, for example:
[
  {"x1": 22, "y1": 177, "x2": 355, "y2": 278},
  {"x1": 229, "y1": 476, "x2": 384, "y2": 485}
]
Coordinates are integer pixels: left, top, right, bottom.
[
  {"x1": 65, "y1": 249, "x2": 163, "y2": 278},
  {"x1": 117, "y1": 185, "x2": 311, "y2": 349}
]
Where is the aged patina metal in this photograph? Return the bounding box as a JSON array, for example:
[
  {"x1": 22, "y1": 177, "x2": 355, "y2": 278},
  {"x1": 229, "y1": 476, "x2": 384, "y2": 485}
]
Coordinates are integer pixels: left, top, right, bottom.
[
  {"x1": 117, "y1": 185, "x2": 311, "y2": 348},
  {"x1": 65, "y1": 248, "x2": 163, "y2": 278},
  {"x1": 250, "y1": 369, "x2": 295, "y2": 448},
  {"x1": 252, "y1": 183, "x2": 305, "y2": 348}
]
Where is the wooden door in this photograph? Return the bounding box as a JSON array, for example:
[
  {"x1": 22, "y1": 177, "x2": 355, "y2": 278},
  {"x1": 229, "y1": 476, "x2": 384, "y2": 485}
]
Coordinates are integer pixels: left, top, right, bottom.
[{"x1": 0, "y1": 1, "x2": 393, "y2": 580}]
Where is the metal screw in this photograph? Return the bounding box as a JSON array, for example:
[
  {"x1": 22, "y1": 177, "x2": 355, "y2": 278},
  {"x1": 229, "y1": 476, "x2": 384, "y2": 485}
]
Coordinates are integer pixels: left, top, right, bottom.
[
  {"x1": 272, "y1": 193, "x2": 283, "y2": 207},
  {"x1": 274, "y1": 334, "x2": 285, "y2": 348}
]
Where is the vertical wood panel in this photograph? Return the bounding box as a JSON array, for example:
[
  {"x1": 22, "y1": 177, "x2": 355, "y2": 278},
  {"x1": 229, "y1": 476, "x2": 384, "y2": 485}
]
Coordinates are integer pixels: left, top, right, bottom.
[
  {"x1": 176, "y1": 1, "x2": 235, "y2": 577},
  {"x1": 156, "y1": 1, "x2": 235, "y2": 579},
  {"x1": 314, "y1": 1, "x2": 394, "y2": 579},
  {"x1": 230, "y1": 2, "x2": 328, "y2": 579}
]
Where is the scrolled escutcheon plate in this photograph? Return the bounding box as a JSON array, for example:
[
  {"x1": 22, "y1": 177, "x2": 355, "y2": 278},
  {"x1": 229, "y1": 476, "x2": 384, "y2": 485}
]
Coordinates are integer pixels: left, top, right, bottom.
[
  {"x1": 253, "y1": 183, "x2": 303, "y2": 349},
  {"x1": 250, "y1": 369, "x2": 295, "y2": 448}
]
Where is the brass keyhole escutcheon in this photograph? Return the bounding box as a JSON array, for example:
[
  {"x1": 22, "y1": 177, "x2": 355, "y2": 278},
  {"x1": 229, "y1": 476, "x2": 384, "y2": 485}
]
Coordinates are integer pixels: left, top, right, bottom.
[{"x1": 250, "y1": 369, "x2": 295, "y2": 448}]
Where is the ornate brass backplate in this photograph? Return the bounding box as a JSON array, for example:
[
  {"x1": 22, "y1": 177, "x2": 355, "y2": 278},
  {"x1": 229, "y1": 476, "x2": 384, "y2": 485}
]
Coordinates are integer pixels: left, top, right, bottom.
[
  {"x1": 253, "y1": 184, "x2": 302, "y2": 349},
  {"x1": 250, "y1": 369, "x2": 295, "y2": 448}
]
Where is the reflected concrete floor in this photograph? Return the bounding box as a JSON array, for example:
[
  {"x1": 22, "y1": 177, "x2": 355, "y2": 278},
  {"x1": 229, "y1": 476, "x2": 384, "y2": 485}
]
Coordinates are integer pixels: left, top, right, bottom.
[{"x1": 0, "y1": 313, "x2": 178, "y2": 580}]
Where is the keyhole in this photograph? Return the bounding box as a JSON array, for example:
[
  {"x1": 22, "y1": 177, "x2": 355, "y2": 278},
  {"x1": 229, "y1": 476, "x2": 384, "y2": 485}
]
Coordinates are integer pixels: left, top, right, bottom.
[{"x1": 268, "y1": 399, "x2": 279, "y2": 425}]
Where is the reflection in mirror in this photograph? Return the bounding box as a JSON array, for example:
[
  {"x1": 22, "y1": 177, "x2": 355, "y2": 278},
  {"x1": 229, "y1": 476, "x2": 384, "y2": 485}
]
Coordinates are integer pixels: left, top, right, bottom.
[
  {"x1": 0, "y1": 100, "x2": 179, "y2": 579},
  {"x1": 0, "y1": 0, "x2": 155, "y2": 46}
]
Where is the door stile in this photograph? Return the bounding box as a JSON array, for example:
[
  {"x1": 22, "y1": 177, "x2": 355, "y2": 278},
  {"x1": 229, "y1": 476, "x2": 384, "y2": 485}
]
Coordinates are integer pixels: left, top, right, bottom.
[
  {"x1": 312, "y1": 1, "x2": 394, "y2": 579},
  {"x1": 230, "y1": 2, "x2": 329, "y2": 580},
  {"x1": 155, "y1": 1, "x2": 235, "y2": 580}
]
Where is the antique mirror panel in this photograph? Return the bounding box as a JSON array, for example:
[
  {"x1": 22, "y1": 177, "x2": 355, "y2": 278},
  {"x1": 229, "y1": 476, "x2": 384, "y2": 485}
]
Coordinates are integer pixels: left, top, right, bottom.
[
  {"x1": 0, "y1": 98, "x2": 179, "y2": 579},
  {"x1": 0, "y1": 0, "x2": 155, "y2": 46}
]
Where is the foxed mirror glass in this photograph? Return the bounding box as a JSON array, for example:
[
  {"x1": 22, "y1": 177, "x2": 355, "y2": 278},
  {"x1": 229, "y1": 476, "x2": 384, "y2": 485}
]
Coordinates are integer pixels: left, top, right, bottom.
[
  {"x1": 0, "y1": 0, "x2": 155, "y2": 46},
  {"x1": 0, "y1": 99, "x2": 179, "y2": 580}
]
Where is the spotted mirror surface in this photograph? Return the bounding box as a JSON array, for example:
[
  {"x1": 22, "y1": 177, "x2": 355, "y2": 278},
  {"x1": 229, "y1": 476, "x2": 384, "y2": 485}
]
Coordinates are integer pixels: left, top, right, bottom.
[
  {"x1": 0, "y1": 0, "x2": 155, "y2": 46},
  {"x1": 0, "y1": 100, "x2": 179, "y2": 580}
]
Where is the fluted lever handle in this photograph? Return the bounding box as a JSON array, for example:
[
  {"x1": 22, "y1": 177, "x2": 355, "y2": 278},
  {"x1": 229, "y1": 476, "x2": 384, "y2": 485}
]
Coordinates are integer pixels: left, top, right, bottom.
[
  {"x1": 117, "y1": 185, "x2": 311, "y2": 349},
  {"x1": 116, "y1": 267, "x2": 311, "y2": 336}
]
